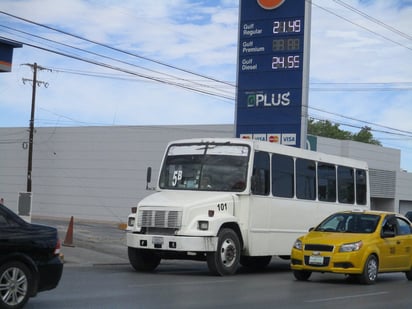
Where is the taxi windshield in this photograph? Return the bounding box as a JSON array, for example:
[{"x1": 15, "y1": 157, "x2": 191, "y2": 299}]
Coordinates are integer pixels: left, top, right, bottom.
[
  {"x1": 159, "y1": 143, "x2": 249, "y2": 192},
  {"x1": 315, "y1": 213, "x2": 380, "y2": 233}
]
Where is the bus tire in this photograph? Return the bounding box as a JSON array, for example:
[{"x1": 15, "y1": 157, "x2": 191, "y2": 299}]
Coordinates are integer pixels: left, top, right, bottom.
[
  {"x1": 128, "y1": 247, "x2": 161, "y2": 272},
  {"x1": 207, "y1": 228, "x2": 240, "y2": 276},
  {"x1": 240, "y1": 256, "x2": 272, "y2": 270}
]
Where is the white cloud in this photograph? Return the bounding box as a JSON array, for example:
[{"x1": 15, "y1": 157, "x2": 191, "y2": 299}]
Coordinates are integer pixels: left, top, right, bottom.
[{"x1": 1, "y1": 0, "x2": 412, "y2": 168}]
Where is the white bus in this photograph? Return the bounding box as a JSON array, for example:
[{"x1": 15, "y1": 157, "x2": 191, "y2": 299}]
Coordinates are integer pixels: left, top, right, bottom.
[{"x1": 126, "y1": 138, "x2": 370, "y2": 276}]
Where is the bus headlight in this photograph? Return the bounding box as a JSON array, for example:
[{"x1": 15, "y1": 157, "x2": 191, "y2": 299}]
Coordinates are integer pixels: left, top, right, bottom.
[
  {"x1": 128, "y1": 217, "x2": 135, "y2": 227},
  {"x1": 198, "y1": 221, "x2": 209, "y2": 231}
]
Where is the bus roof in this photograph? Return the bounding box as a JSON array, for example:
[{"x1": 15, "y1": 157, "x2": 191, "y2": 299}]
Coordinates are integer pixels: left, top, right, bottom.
[{"x1": 166, "y1": 137, "x2": 368, "y2": 170}]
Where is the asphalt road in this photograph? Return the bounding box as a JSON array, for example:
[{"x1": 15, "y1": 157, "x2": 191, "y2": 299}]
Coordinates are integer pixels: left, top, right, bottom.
[
  {"x1": 26, "y1": 217, "x2": 412, "y2": 308},
  {"x1": 26, "y1": 259, "x2": 411, "y2": 309}
]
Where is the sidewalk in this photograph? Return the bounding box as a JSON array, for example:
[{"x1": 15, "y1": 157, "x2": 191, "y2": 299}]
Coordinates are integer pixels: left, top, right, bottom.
[{"x1": 32, "y1": 217, "x2": 130, "y2": 267}]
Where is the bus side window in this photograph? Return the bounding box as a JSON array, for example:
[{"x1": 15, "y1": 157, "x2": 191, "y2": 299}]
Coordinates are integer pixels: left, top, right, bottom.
[
  {"x1": 296, "y1": 158, "x2": 316, "y2": 200},
  {"x1": 252, "y1": 151, "x2": 270, "y2": 195},
  {"x1": 272, "y1": 153, "x2": 294, "y2": 198},
  {"x1": 318, "y1": 163, "x2": 336, "y2": 202},
  {"x1": 338, "y1": 166, "x2": 354, "y2": 204}
]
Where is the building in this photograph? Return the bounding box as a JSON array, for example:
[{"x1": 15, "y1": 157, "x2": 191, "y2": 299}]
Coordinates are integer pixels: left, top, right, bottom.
[{"x1": 1, "y1": 124, "x2": 411, "y2": 222}]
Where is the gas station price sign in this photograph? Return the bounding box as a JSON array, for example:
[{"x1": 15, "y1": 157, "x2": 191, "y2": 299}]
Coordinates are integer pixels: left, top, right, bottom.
[{"x1": 235, "y1": 0, "x2": 311, "y2": 148}]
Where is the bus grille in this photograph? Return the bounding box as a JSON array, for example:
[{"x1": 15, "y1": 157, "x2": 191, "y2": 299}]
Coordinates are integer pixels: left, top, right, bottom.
[{"x1": 138, "y1": 210, "x2": 182, "y2": 229}]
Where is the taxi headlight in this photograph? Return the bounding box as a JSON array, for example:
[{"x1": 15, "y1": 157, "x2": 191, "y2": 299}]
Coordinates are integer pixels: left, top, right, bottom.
[
  {"x1": 293, "y1": 239, "x2": 303, "y2": 250},
  {"x1": 339, "y1": 241, "x2": 363, "y2": 252}
]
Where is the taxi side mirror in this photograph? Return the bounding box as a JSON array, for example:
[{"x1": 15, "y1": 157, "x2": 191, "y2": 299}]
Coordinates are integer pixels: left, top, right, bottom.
[{"x1": 381, "y1": 229, "x2": 395, "y2": 238}]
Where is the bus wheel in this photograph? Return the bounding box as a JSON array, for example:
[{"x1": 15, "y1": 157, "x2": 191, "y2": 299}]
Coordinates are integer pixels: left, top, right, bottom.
[
  {"x1": 240, "y1": 256, "x2": 272, "y2": 270},
  {"x1": 207, "y1": 228, "x2": 240, "y2": 276},
  {"x1": 128, "y1": 247, "x2": 161, "y2": 272},
  {"x1": 293, "y1": 270, "x2": 312, "y2": 281}
]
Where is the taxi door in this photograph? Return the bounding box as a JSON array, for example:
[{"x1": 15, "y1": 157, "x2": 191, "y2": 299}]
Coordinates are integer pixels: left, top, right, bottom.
[
  {"x1": 377, "y1": 216, "x2": 403, "y2": 271},
  {"x1": 378, "y1": 216, "x2": 411, "y2": 271},
  {"x1": 393, "y1": 217, "x2": 412, "y2": 269}
]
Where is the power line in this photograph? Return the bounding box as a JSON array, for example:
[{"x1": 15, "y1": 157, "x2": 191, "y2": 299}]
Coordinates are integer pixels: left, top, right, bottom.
[
  {"x1": 308, "y1": 105, "x2": 412, "y2": 137},
  {"x1": 311, "y1": 1, "x2": 412, "y2": 52},
  {"x1": 0, "y1": 10, "x2": 235, "y2": 87},
  {"x1": 0, "y1": 35, "x2": 235, "y2": 102},
  {"x1": 333, "y1": 0, "x2": 412, "y2": 42},
  {"x1": 2, "y1": 7, "x2": 412, "y2": 142},
  {"x1": 0, "y1": 24, "x2": 235, "y2": 98}
]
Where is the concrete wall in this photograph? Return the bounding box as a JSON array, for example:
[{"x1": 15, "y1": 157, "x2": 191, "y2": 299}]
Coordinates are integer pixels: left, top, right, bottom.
[
  {"x1": 315, "y1": 136, "x2": 401, "y2": 171},
  {"x1": 1, "y1": 125, "x2": 410, "y2": 222},
  {"x1": 0, "y1": 125, "x2": 233, "y2": 222}
]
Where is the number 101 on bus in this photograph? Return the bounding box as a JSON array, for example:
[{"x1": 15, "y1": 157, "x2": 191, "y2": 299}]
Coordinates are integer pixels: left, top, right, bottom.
[{"x1": 272, "y1": 55, "x2": 300, "y2": 70}]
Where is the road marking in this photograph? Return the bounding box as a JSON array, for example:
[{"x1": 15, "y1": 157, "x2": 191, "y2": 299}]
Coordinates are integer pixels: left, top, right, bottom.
[
  {"x1": 305, "y1": 291, "x2": 389, "y2": 303},
  {"x1": 128, "y1": 279, "x2": 235, "y2": 289}
]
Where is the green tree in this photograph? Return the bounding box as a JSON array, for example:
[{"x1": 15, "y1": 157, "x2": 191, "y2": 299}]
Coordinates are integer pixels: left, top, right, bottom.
[
  {"x1": 308, "y1": 119, "x2": 381, "y2": 146},
  {"x1": 353, "y1": 126, "x2": 381, "y2": 145}
]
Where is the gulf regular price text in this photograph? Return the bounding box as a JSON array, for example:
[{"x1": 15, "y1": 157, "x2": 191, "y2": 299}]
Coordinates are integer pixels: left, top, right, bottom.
[
  {"x1": 242, "y1": 19, "x2": 301, "y2": 37},
  {"x1": 273, "y1": 19, "x2": 301, "y2": 34}
]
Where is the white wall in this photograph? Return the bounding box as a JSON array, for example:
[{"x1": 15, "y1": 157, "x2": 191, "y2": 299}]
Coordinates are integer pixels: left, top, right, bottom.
[
  {"x1": 0, "y1": 125, "x2": 233, "y2": 222},
  {"x1": 1, "y1": 125, "x2": 410, "y2": 222}
]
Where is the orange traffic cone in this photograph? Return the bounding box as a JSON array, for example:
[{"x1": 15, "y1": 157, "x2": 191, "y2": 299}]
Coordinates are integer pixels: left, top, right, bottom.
[{"x1": 63, "y1": 216, "x2": 75, "y2": 247}]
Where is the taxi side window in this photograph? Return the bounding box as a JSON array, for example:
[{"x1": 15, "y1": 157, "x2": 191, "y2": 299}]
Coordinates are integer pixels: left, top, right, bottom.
[
  {"x1": 382, "y1": 217, "x2": 397, "y2": 235},
  {"x1": 397, "y1": 217, "x2": 412, "y2": 235}
]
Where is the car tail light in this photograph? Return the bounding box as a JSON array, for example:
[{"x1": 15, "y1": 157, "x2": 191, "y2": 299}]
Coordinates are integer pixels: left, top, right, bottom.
[{"x1": 54, "y1": 239, "x2": 62, "y2": 255}]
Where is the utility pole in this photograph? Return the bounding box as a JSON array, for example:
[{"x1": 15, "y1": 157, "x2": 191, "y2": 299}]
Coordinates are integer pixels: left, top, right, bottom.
[{"x1": 22, "y1": 63, "x2": 50, "y2": 192}]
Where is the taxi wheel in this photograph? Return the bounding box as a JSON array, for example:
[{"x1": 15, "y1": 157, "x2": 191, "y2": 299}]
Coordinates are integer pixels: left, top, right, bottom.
[
  {"x1": 360, "y1": 255, "x2": 378, "y2": 285},
  {"x1": 405, "y1": 267, "x2": 412, "y2": 280},
  {"x1": 293, "y1": 270, "x2": 312, "y2": 281}
]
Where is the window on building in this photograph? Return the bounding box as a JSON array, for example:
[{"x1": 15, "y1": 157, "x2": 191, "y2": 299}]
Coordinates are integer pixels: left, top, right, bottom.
[
  {"x1": 272, "y1": 154, "x2": 294, "y2": 198},
  {"x1": 356, "y1": 169, "x2": 367, "y2": 205}
]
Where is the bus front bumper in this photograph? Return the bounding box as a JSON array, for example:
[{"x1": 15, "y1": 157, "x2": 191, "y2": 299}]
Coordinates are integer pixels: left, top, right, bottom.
[{"x1": 126, "y1": 232, "x2": 218, "y2": 252}]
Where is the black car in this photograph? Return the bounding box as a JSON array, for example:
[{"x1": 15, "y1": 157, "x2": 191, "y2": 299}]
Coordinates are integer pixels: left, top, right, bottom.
[{"x1": 0, "y1": 203, "x2": 63, "y2": 309}]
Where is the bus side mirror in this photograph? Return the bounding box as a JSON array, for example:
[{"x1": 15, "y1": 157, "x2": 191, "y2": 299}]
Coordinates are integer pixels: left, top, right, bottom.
[{"x1": 146, "y1": 167, "x2": 152, "y2": 190}]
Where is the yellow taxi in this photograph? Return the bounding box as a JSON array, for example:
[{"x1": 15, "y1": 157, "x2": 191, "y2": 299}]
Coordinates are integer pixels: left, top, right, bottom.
[{"x1": 291, "y1": 210, "x2": 412, "y2": 284}]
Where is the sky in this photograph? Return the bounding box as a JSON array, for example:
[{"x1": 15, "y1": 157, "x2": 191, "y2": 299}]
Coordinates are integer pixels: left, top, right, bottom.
[{"x1": 1, "y1": 0, "x2": 412, "y2": 169}]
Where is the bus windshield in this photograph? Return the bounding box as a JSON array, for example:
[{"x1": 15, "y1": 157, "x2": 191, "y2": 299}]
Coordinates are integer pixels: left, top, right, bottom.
[{"x1": 159, "y1": 143, "x2": 250, "y2": 192}]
